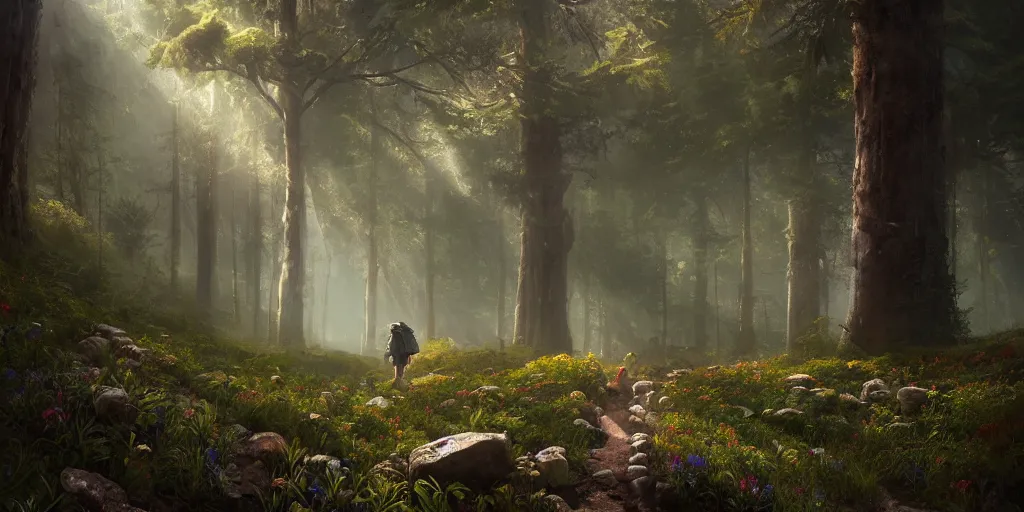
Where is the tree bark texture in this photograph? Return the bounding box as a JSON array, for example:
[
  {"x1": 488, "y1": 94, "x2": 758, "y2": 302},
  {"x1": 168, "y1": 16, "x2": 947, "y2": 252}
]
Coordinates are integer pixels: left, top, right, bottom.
[
  {"x1": 786, "y1": 80, "x2": 822, "y2": 354},
  {"x1": 496, "y1": 208, "x2": 507, "y2": 346},
  {"x1": 843, "y1": 0, "x2": 955, "y2": 354},
  {"x1": 0, "y1": 0, "x2": 42, "y2": 252},
  {"x1": 248, "y1": 167, "x2": 262, "y2": 338},
  {"x1": 511, "y1": 0, "x2": 574, "y2": 355},
  {"x1": 276, "y1": 0, "x2": 306, "y2": 346},
  {"x1": 736, "y1": 148, "x2": 756, "y2": 357},
  {"x1": 424, "y1": 174, "x2": 436, "y2": 340}
]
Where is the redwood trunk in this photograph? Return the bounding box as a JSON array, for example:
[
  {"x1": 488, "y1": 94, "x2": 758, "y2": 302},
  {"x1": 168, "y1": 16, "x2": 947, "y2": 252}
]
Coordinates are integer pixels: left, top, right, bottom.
[
  {"x1": 248, "y1": 160, "x2": 262, "y2": 338},
  {"x1": 843, "y1": 0, "x2": 954, "y2": 353},
  {"x1": 276, "y1": 0, "x2": 306, "y2": 347},
  {"x1": 511, "y1": 0, "x2": 574, "y2": 354},
  {"x1": 0, "y1": 0, "x2": 42, "y2": 251},
  {"x1": 692, "y1": 193, "x2": 709, "y2": 351},
  {"x1": 496, "y1": 208, "x2": 507, "y2": 348},
  {"x1": 736, "y1": 147, "x2": 756, "y2": 357},
  {"x1": 231, "y1": 191, "x2": 240, "y2": 324}
]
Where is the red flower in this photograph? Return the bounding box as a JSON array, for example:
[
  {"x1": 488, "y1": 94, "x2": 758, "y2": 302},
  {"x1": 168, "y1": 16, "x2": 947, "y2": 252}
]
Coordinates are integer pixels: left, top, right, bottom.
[
  {"x1": 951, "y1": 480, "x2": 971, "y2": 492},
  {"x1": 184, "y1": 408, "x2": 195, "y2": 419}
]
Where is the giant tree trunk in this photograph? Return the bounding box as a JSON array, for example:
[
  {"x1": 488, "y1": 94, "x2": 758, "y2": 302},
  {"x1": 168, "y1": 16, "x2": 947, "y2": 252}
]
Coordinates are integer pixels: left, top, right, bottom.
[
  {"x1": 692, "y1": 193, "x2": 709, "y2": 351},
  {"x1": 363, "y1": 107, "x2": 380, "y2": 355},
  {"x1": 170, "y1": 101, "x2": 181, "y2": 292},
  {"x1": 736, "y1": 147, "x2": 756, "y2": 358},
  {"x1": 231, "y1": 191, "x2": 240, "y2": 324},
  {"x1": 195, "y1": 134, "x2": 218, "y2": 314},
  {"x1": 842, "y1": 0, "x2": 955, "y2": 354},
  {"x1": 977, "y1": 171, "x2": 989, "y2": 331},
  {"x1": 275, "y1": 0, "x2": 306, "y2": 347},
  {"x1": 660, "y1": 233, "x2": 669, "y2": 348},
  {"x1": 0, "y1": 0, "x2": 42, "y2": 251},
  {"x1": 581, "y1": 275, "x2": 591, "y2": 353},
  {"x1": 268, "y1": 182, "x2": 283, "y2": 343},
  {"x1": 511, "y1": 0, "x2": 574, "y2": 354}
]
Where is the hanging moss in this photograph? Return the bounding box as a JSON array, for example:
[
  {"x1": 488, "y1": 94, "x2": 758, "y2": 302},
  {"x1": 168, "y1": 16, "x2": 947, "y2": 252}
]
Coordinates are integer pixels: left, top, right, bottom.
[
  {"x1": 156, "y1": 12, "x2": 229, "y2": 71},
  {"x1": 225, "y1": 27, "x2": 275, "y2": 66}
]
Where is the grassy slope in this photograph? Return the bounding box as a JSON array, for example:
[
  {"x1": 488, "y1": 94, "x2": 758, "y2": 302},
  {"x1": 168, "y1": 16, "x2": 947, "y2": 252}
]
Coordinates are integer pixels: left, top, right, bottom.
[{"x1": 2, "y1": 202, "x2": 1023, "y2": 512}]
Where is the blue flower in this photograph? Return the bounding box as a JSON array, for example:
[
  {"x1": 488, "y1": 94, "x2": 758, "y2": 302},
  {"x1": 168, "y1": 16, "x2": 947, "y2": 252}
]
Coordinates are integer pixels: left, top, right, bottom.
[
  {"x1": 309, "y1": 480, "x2": 325, "y2": 496},
  {"x1": 686, "y1": 454, "x2": 708, "y2": 469},
  {"x1": 1, "y1": 368, "x2": 16, "y2": 380},
  {"x1": 206, "y1": 447, "x2": 219, "y2": 465},
  {"x1": 761, "y1": 484, "x2": 774, "y2": 499},
  {"x1": 814, "y1": 488, "x2": 826, "y2": 503}
]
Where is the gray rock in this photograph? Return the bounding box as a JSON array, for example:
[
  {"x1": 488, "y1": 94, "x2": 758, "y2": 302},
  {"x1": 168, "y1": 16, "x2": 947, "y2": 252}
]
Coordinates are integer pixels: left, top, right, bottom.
[
  {"x1": 632, "y1": 380, "x2": 655, "y2": 396},
  {"x1": 629, "y1": 404, "x2": 647, "y2": 419},
  {"x1": 78, "y1": 337, "x2": 111, "y2": 364},
  {"x1": 628, "y1": 415, "x2": 644, "y2": 426},
  {"x1": 594, "y1": 406, "x2": 604, "y2": 417},
  {"x1": 60, "y1": 468, "x2": 145, "y2": 512},
  {"x1": 439, "y1": 398, "x2": 456, "y2": 408},
  {"x1": 629, "y1": 433, "x2": 651, "y2": 444},
  {"x1": 629, "y1": 475, "x2": 654, "y2": 497},
  {"x1": 93, "y1": 324, "x2": 127, "y2": 340},
  {"x1": 408, "y1": 432, "x2": 514, "y2": 492},
  {"x1": 535, "y1": 446, "x2": 570, "y2": 487},
  {"x1": 544, "y1": 494, "x2": 572, "y2": 512},
  {"x1": 93, "y1": 387, "x2": 136, "y2": 424},
  {"x1": 870, "y1": 389, "x2": 892, "y2": 402},
  {"x1": 628, "y1": 453, "x2": 649, "y2": 466},
  {"x1": 303, "y1": 454, "x2": 343, "y2": 474},
  {"x1": 861, "y1": 378, "x2": 889, "y2": 401},
  {"x1": 626, "y1": 465, "x2": 649, "y2": 479},
  {"x1": 783, "y1": 374, "x2": 815, "y2": 387},
  {"x1": 897, "y1": 387, "x2": 929, "y2": 415},
  {"x1": 473, "y1": 385, "x2": 501, "y2": 394},
  {"x1": 773, "y1": 408, "x2": 804, "y2": 418},
  {"x1": 366, "y1": 396, "x2": 391, "y2": 408},
  {"x1": 658, "y1": 396, "x2": 671, "y2": 407},
  {"x1": 239, "y1": 432, "x2": 288, "y2": 461},
  {"x1": 593, "y1": 469, "x2": 617, "y2": 487},
  {"x1": 630, "y1": 439, "x2": 652, "y2": 455}
]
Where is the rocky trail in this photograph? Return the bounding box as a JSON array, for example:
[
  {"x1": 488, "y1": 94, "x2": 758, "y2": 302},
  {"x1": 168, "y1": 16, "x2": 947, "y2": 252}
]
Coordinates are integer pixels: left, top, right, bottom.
[{"x1": 564, "y1": 379, "x2": 663, "y2": 512}]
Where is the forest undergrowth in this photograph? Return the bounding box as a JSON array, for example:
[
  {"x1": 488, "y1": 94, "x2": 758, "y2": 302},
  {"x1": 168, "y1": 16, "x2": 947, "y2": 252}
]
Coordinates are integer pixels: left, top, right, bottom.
[{"x1": 1, "y1": 202, "x2": 1023, "y2": 512}]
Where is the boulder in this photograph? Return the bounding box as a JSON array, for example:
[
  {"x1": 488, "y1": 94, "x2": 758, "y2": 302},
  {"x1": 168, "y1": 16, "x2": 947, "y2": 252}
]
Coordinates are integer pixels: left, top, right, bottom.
[
  {"x1": 860, "y1": 378, "x2": 889, "y2": 401},
  {"x1": 592, "y1": 469, "x2": 617, "y2": 487},
  {"x1": 869, "y1": 389, "x2": 892, "y2": 402},
  {"x1": 60, "y1": 468, "x2": 146, "y2": 512},
  {"x1": 629, "y1": 475, "x2": 654, "y2": 497},
  {"x1": 93, "y1": 387, "x2": 137, "y2": 424},
  {"x1": 629, "y1": 433, "x2": 651, "y2": 444},
  {"x1": 658, "y1": 396, "x2": 671, "y2": 408},
  {"x1": 473, "y1": 385, "x2": 501, "y2": 395},
  {"x1": 93, "y1": 324, "x2": 127, "y2": 340},
  {"x1": 626, "y1": 465, "x2": 649, "y2": 479},
  {"x1": 239, "y1": 432, "x2": 288, "y2": 461},
  {"x1": 78, "y1": 337, "x2": 111, "y2": 363},
  {"x1": 115, "y1": 344, "x2": 146, "y2": 362},
  {"x1": 630, "y1": 439, "x2": 652, "y2": 455},
  {"x1": 628, "y1": 453, "x2": 649, "y2": 466},
  {"x1": 783, "y1": 374, "x2": 815, "y2": 387},
  {"x1": 408, "y1": 432, "x2": 514, "y2": 492},
  {"x1": 897, "y1": 387, "x2": 929, "y2": 415},
  {"x1": 544, "y1": 494, "x2": 572, "y2": 512},
  {"x1": 222, "y1": 460, "x2": 270, "y2": 498},
  {"x1": 628, "y1": 405, "x2": 647, "y2": 419},
  {"x1": 632, "y1": 380, "x2": 655, "y2": 396},
  {"x1": 366, "y1": 396, "x2": 391, "y2": 408},
  {"x1": 535, "y1": 446, "x2": 570, "y2": 488}
]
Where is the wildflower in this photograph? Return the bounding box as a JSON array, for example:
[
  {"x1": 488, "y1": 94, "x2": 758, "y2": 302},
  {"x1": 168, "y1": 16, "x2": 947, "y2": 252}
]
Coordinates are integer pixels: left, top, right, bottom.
[
  {"x1": 670, "y1": 455, "x2": 683, "y2": 472},
  {"x1": 795, "y1": 487, "x2": 806, "y2": 495},
  {"x1": 135, "y1": 444, "x2": 152, "y2": 454},
  {"x1": 1, "y1": 368, "x2": 15, "y2": 380},
  {"x1": 309, "y1": 413, "x2": 322, "y2": 420},
  {"x1": 686, "y1": 454, "x2": 708, "y2": 469},
  {"x1": 42, "y1": 407, "x2": 69, "y2": 423},
  {"x1": 309, "y1": 480, "x2": 325, "y2": 497},
  {"x1": 271, "y1": 477, "x2": 287, "y2": 488},
  {"x1": 952, "y1": 480, "x2": 971, "y2": 492},
  {"x1": 810, "y1": 447, "x2": 825, "y2": 456},
  {"x1": 739, "y1": 475, "x2": 758, "y2": 493},
  {"x1": 184, "y1": 408, "x2": 195, "y2": 419},
  {"x1": 0, "y1": 303, "x2": 10, "y2": 313},
  {"x1": 935, "y1": 456, "x2": 945, "y2": 464},
  {"x1": 761, "y1": 484, "x2": 774, "y2": 499},
  {"x1": 814, "y1": 488, "x2": 826, "y2": 503}
]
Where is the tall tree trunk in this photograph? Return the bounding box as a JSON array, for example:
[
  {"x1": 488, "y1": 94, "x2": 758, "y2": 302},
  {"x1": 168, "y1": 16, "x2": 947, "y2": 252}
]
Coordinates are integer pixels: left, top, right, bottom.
[
  {"x1": 737, "y1": 147, "x2": 756, "y2": 358},
  {"x1": 692, "y1": 193, "x2": 709, "y2": 351},
  {"x1": 842, "y1": 0, "x2": 954, "y2": 354},
  {"x1": 599, "y1": 296, "x2": 608, "y2": 358},
  {"x1": 660, "y1": 232, "x2": 669, "y2": 348},
  {"x1": 195, "y1": 134, "x2": 217, "y2": 314},
  {"x1": 581, "y1": 275, "x2": 591, "y2": 353},
  {"x1": 424, "y1": 174, "x2": 436, "y2": 340},
  {"x1": 786, "y1": 72, "x2": 821, "y2": 355},
  {"x1": 714, "y1": 258, "x2": 721, "y2": 355},
  {"x1": 96, "y1": 154, "x2": 104, "y2": 271},
  {"x1": 54, "y1": 82, "x2": 64, "y2": 201},
  {"x1": 496, "y1": 208, "x2": 507, "y2": 349},
  {"x1": 511, "y1": 0, "x2": 574, "y2": 354},
  {"x1": 363, "y1": 102, "x2": 380, "y2": 355},
  {"x1": 276, "y1": 0, "x2": 306, "y2": 347},
  {"x1": 0, "y1": 0, "x2": 42, "y2": 252},
  {"x1": 248, "y1": 159, "x2": 262, "y2": 338},
  {"x1": 977, "y1": 170, "x2": 989, "y2": 331},
  {"x1": 268, "y1": 182, "x2": 283, "y2": 343},
  {"x1": 170, "y1": 101, "x2": 181, "y2": 292},
  {"x1": 231, "y1": 191, "x2": 240, "y2": 325},
  {"x1": 321, "y1": 250, "x2": 332, "y2": 344}
]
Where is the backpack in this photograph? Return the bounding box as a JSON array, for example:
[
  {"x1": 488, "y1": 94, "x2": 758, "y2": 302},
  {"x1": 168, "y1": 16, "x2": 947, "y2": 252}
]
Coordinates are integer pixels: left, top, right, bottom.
[{"x1": 401, "y1": 325, "x2": 420, "y2": 355}]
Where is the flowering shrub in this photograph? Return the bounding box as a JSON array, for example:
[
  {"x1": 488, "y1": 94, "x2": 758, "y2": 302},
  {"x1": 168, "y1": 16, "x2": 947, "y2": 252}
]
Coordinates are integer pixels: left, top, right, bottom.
[{"x1": 652, "y1": 340, "x2": 1024, "y2": 511}]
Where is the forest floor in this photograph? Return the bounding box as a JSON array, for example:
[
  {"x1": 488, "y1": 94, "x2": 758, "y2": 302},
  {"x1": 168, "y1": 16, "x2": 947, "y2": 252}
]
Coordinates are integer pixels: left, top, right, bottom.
[{"x1": 3, "y1": 206, "x2": 1024, "y2": 511}]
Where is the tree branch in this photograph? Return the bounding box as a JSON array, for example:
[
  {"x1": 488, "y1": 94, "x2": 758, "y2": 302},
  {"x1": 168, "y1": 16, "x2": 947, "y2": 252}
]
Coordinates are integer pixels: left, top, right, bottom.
[{"x1": 208, "y1": 65, "x2": 284, "y2": 120}]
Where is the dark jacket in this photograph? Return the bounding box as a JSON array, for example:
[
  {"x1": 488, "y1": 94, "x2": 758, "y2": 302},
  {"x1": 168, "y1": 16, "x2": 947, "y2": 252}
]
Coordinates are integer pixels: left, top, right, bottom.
[{"x1": 385, "y1": 322, "x2": 419, "y2": 361}]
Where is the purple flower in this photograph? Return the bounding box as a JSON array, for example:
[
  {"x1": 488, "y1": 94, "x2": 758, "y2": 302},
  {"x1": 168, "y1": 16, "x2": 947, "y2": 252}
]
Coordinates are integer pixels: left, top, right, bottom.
[
  {"x1": 1, "y1": 368, "x2": 16, "y2": 380},
  {"x1": 686, "y1": 454, "x2": 708, "y2": 469}
]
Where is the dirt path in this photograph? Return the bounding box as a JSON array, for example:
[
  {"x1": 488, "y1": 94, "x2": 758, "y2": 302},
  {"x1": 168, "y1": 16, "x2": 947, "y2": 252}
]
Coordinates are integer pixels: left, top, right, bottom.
[{"x1": 573, "y1": 400, "x2": 642, "y2": 511}]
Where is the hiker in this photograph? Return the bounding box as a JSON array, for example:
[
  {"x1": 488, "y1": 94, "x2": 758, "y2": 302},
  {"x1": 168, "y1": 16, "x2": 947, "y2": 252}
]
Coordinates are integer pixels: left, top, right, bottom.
[{"x1": 385, "y1": 321, "x2": 420, "y2": 387}]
